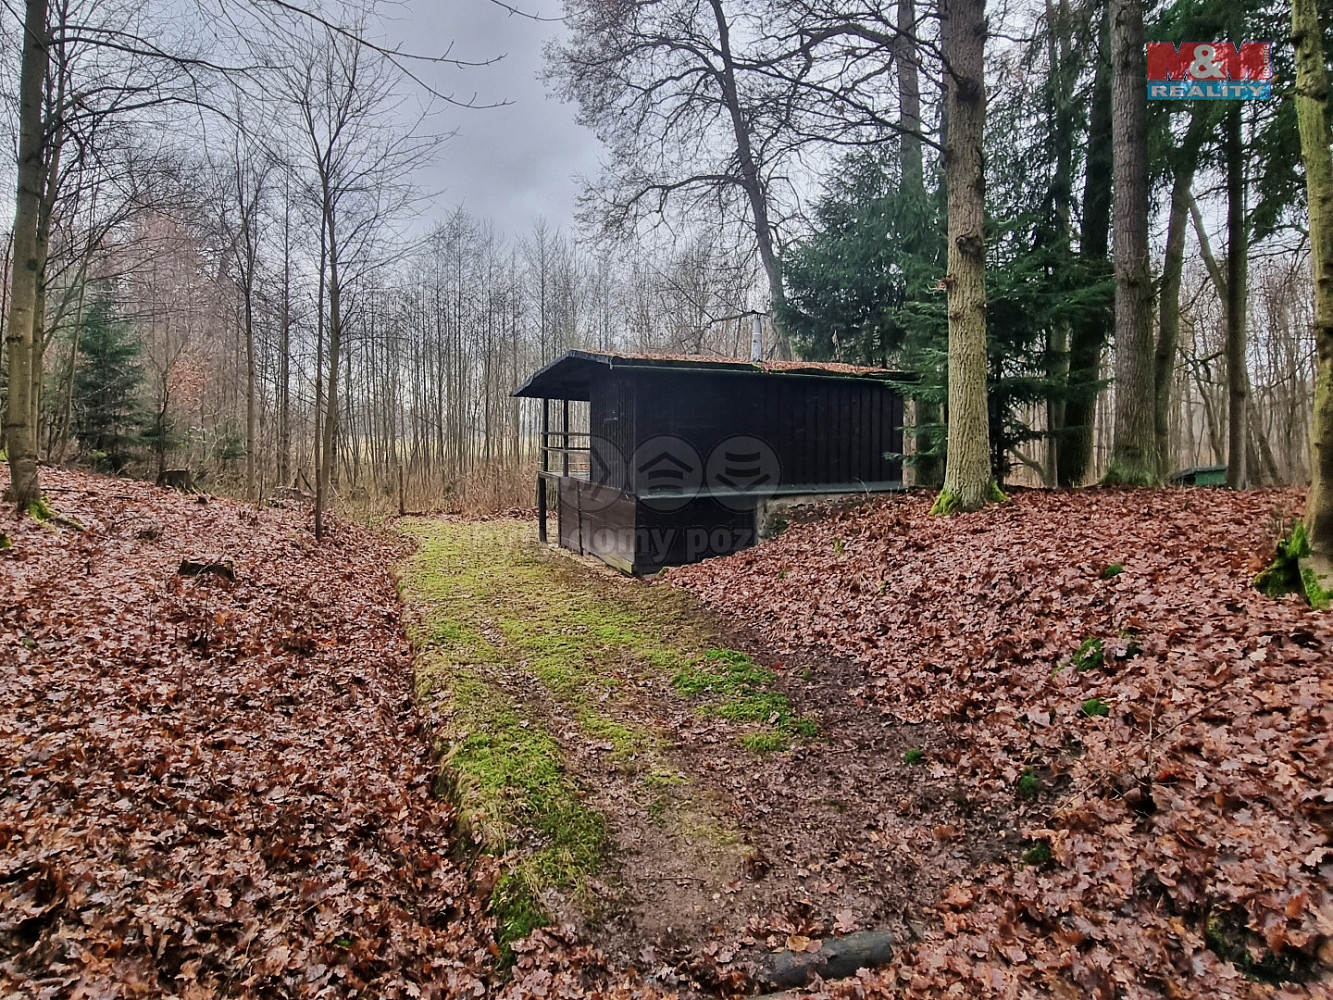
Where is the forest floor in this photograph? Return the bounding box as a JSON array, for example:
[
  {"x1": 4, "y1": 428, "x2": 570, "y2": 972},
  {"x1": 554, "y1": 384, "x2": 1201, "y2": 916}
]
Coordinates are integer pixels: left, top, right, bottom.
[
  {"x1": 2, "y1": 468, "x2": 1331, "y2": 1000},
  {"x1": 670, "y1": 486, "x2": 1333, "y2": 998},
  {"x1": 395, "y1": 520, "x2": 1004, "y2": 991}
]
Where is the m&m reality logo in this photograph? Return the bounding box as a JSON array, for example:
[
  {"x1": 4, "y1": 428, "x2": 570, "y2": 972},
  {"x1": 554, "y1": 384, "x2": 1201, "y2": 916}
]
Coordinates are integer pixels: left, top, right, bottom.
[{"x1": 1146, "y1": 42, "x2": 1272, "y2": 100}]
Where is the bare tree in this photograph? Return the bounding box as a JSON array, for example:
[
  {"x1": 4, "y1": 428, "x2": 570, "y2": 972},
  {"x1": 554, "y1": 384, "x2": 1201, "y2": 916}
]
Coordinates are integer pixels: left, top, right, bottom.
[
  {"x1": 280, "y1": 22, "x2": 436, "y2": 537},
  {"x1": 1224, "y1": 104, "x2": 1249, "y2": 490},
  {"x1": 1154, "y1": 109, "x2": 1208, "y2": 475},
  {"x1": 550, "y1": 0, "x2": 797, "y2": 357},
  {"x1": 4, "y1": 0, "x2": 52, "y2": 509},
  {"x1": 210, "y1": 91, "x2": 275, "y2": 500}
]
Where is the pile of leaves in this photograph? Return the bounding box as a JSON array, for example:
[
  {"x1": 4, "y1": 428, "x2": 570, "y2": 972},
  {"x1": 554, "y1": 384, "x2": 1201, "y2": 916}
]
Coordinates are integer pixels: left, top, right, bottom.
[
  {"x1": 671, "y1": 487, "x2": 1333, "y2": 998},
  {"x1": 0, "y1": 468, "x2": 649, "y2": 1000}
]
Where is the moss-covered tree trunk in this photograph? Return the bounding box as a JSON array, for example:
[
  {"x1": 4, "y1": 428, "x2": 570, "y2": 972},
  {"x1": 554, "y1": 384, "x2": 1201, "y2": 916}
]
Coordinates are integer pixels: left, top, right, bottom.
[
  {"x1": 1293, "y1": 0, "x2": 1333, "y2": 596},
  {"x1": 935, "y1": 0, "x2": 992, "y2": 513},
  {"x1": 1106, "y1": 0, "x2": 1157, "y2": 485},
  {"x1": 3, "y1": 0, "x2": 49, "y2": 510}
]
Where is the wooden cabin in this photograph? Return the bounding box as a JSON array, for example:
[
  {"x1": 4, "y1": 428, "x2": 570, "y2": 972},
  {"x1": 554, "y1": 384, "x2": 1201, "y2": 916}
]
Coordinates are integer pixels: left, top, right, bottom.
[{"x1": 513, "y1": 350, "x2": 908, "y2": 574}]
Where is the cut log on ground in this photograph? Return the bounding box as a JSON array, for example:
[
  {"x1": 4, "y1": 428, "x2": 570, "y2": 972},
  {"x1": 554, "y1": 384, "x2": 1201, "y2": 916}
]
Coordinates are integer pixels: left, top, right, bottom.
[
  {"x1": 177, "y1": 558, "x2": 236, "y2": 582},
  {"x1": 753, "y1": 928, "x2": 895, "y2": 990}
]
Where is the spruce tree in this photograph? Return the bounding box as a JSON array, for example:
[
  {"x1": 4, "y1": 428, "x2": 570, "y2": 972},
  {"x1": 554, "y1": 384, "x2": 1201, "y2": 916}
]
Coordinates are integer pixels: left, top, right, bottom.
[{"x1": 72, "y1": 293, "x2": 145, "y2": 472}]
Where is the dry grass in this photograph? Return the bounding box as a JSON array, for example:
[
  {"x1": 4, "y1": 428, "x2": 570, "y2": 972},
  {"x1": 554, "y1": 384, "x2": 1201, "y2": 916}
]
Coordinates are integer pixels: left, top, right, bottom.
[
  {"x1": 335, "y1": 460, "x2": 539, "y2": 522},
  {"x1": 446, "y1": 461, "x2": 539, "y2": 517}
]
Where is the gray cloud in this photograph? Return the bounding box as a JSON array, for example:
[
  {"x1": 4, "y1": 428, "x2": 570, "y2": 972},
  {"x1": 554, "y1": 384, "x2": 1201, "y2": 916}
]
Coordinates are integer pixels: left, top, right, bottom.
[{"x1": 382, "y1": 1, "x2": 601, "y2": 239}]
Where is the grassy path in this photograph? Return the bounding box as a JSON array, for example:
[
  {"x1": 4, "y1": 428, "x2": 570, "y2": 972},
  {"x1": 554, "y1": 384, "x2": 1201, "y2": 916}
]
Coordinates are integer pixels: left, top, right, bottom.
[{"x1": 395, "y1": 519, "x2": 813, "y2": 953}]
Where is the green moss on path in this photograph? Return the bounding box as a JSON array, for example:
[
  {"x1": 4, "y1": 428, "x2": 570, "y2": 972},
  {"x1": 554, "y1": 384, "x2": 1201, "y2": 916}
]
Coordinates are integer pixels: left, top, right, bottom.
[{"x1": 395, "y1": 519, "x2": 810, "y2": 952}]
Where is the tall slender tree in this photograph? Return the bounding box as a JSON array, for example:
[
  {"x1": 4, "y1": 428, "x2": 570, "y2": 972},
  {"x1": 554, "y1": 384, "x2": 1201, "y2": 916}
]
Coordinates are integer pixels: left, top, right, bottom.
[
  {"x1": 1106, "y1": 0, "x2": 1157, "y2": 484},
  {"x1": 1293, "y1": 0, "x2": 1333, "y2": 595},
  {"x1": 1154, "y1": 108, "x2": 1209, "y2": 475},
  {"x1": 1224, "y1": 103, "x2": 1250, "y2": 489},
  {"x1": 4, "y1": 0, "x2": 50, "y2": 510},
  {"x1": 933, "y1": 0, "x2": 993, "y2": 513},
  {"x1": 1059, "y1": 0, "x2": 1113, "y2": 486}
]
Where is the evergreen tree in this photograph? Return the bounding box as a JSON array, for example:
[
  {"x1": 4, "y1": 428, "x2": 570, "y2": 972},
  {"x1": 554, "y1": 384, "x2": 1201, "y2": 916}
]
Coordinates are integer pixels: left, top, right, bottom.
[
  {"x1": 778, "y1": 144, "x2": 947, "y2": 473},
  {"x1": 781, "y1": 138, "x2": 1110, "y2": 487},
  {"x1": 72, "y1": 292, "x2": 145, "y2": 472},
  {"x1": 779, "y1": 146, "x2": 943, "y2": 366}
]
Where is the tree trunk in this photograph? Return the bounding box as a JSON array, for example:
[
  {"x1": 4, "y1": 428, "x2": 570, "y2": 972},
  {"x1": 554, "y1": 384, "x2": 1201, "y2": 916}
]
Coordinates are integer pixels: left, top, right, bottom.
[
  {"x1": 1155, "y1": 180, "x2": 1190, "y2": 480},
  {"x1": 896, "y1": 0, "x2": 924, "y2": 197},
  {"x1": 708, "y1": 0, "x2": 790, "y2": 359},
  {"x1": 3, "y1": 0, "x2": 50, "y2": 510},
  {"x1": 897, "y1": 0, "x2": 942, "y2": 487},
  {"x1": 935, "y1": 0, "x2": 992, "y2": 513},
  {"x1": 1249, "y1": 405, "x2": 1280, "y2": 485},
  {"x1": 314, "y1": 208, "x2": 327, "y2": 538},
  {"x1": 1107, "y1": 0, "x2": 1156, "y2": 484},
  {"x1": 1225, "y1": 103, "x2": 1249, "y2": 490},
  {"x1": 53, "y1": 278, "x2": 87, "y2": 463},
  {"x1": 318, "y1": 207, "x2": 342, "y2": 540},
  {"x1": 1293, "y1": 0, "x2": 1333, "y2": 585},
  {"x1": 244, "y1": 277, "x2": 258, "y2": 500},
  {"x1": 1154, "y1": 113, "x2": 1205, "y2": 478},
  {"x1": 279, "y1": 185, "x2": 292, "y2": 487},
  {"x1": 1058, "y1": 0, "x2": 1112, "y2": 486},
  {"x1": 1043, "y1": 0, "x2": 1075, "y2": 489}
]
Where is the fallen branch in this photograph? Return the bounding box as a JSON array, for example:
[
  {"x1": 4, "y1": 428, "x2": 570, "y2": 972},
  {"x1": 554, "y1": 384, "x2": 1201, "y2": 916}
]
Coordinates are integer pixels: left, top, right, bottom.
[{"x1": 754, "y1": 928, "x2": 896, "y2": 990}]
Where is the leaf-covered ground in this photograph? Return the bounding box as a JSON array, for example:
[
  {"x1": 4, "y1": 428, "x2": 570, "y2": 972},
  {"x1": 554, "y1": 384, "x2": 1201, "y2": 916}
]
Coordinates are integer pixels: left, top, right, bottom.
[
  {"x1": 0, "y1": 468, "x2": 639, "y2": 999},
  {"x1": 669, "y1": 487, "x2": 1333, "y2": 998},
  {"x1": 6, "y1": 470, "x2": 1332, "y2": 999},
  {"x1": 395, "y1": 519, "x2": 1009, "y2": 993}
]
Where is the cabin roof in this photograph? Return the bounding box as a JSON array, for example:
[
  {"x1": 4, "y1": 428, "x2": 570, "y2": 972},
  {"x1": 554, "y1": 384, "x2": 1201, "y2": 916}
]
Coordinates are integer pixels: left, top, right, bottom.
[{"x1": 512, "y1": 349, "x2": 908, "y2": 401}]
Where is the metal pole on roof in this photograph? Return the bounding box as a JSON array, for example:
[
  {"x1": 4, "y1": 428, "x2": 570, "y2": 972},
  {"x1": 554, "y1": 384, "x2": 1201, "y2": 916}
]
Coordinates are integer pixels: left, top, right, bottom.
[{"x1": 751, "y1": 313, "x2": 763, "y2": 362}]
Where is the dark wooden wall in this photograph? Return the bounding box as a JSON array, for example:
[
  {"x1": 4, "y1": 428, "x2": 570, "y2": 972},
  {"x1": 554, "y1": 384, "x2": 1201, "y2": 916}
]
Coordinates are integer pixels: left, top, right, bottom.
[
  {"x1": 565, "y1": 366, "x2": 904, "y2": 573},
  {"x1": 589, "y1": 375, "x2": 636, "y2": 491},
  {"x1": 624, "y1": 370, "x2": 904, "y2": 491},
  {"x1": 557, "y1": 477, "x2": 758, "y2": 575},
  {"x1": 557, "y1": 478, "x2": 638, "y2": 573},
  {"x1": 633, "y1": 497, "x2": 758, "y2": 573}
]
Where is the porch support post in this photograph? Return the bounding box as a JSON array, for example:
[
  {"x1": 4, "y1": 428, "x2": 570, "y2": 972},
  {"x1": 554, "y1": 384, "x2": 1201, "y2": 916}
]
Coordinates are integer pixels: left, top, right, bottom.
[
  {"x1": 539, "y1": 398, "x2": 549, "y2": 543},
  {"x1": 562, "y1": 399, "x2": 571, "y2": 477}
]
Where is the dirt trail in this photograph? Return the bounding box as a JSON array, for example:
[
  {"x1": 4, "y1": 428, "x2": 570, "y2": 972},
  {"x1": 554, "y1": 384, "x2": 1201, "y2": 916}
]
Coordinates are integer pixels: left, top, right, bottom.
[{"x1": 396, "y1": 520, "x2": 1019, "y2": 990}]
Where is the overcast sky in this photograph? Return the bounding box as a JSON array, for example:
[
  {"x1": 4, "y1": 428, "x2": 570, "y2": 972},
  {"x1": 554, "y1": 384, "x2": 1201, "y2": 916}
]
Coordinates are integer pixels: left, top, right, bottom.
[{"x1": 380, "y1": 1, "x2": 602, "y2": 241}]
